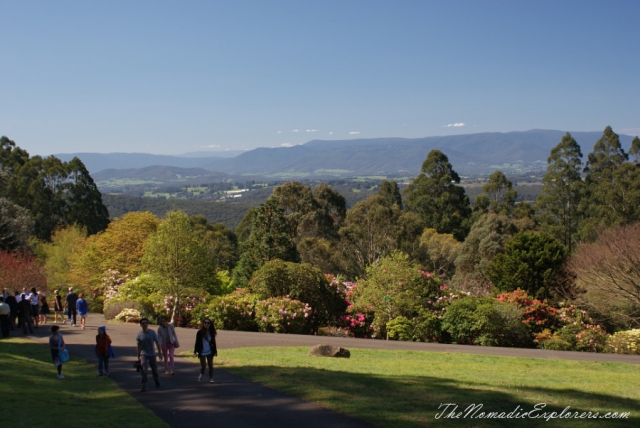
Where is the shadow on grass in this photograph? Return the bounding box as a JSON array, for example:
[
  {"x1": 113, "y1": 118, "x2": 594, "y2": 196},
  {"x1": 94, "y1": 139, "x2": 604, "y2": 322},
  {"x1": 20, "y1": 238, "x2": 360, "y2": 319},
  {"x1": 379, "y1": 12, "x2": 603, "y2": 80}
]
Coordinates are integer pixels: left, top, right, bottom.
[
  {"x1": 0, "y1": 339, "x2": 168, "y2": 428},
  {"x1": 222, "y1": 365, "x2": 639, "y2": 428}
]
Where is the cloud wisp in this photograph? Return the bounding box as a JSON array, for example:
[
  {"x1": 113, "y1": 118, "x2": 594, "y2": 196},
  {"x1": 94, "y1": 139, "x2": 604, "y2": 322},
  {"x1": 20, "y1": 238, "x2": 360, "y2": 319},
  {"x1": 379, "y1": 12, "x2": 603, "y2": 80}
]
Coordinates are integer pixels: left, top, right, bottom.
[
  {"x1": 445, "y1": 122, "x2": 466, "y2": 127},
  {"x1": 348, "y1": 131, "x2": 361, "y2": 135}
]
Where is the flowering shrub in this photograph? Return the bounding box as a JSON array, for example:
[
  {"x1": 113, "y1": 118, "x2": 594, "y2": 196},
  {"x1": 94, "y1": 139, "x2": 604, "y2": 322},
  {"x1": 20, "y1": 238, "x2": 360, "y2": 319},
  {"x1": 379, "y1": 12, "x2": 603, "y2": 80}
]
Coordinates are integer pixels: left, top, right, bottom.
[
  {"x1": 254, "y1": 297, "x2": 312, "y2": 334},
  {"x1": 194, "y1": 288, "x2": 259, "y2": 331},
  {"x1": 103, "y1": 274, "x2": 163, "y2": 322},
  {"x1": 101, "y1": 269, "x2": 130, "y2": 301},
  {"x1": 339, "y1": 310, "x2": 375, "y2": 338},
  {"x1": 536, "y1": 304, "x2": 609, "y2": 352},
  {"x1": 114, "y1": 308, "x2": 141, "y2": 322},
  {"x1": 349, "y1": 252, "x2": 442, "y2": 339},
  {"x1": 606, "y1": 329, "x2": 640, "y2": 355},
  {"x1": 495, "y1": 290, "x2": 562, "y2": 334}
]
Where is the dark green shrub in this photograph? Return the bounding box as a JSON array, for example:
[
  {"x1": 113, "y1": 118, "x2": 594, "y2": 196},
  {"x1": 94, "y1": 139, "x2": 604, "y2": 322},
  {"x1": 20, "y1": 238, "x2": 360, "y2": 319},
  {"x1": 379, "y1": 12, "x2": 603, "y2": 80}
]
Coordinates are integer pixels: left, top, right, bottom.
[
  {"x1": 193, "y1": 288, "x2": 259, "y2": 331},
  {"x1": 387, "y1": 317, "x2": 414, "y2": 341},
  {"x1": 88, "y1": 295, "x2": 105, "y2": 314},
  {"x1": 250, "y1": 259, "x2": 345, "y2": 329},
  {"x1": 441, "y1": 296, "x2": 533, "y2": 347}
]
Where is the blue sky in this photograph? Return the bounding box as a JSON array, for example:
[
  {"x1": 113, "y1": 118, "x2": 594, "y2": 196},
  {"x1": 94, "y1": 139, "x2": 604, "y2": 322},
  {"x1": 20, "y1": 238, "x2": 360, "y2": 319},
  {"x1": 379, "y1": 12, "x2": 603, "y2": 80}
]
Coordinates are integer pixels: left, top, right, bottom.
[{"x1": 2, "y1": 0, "x2": 639, "y2": 156}]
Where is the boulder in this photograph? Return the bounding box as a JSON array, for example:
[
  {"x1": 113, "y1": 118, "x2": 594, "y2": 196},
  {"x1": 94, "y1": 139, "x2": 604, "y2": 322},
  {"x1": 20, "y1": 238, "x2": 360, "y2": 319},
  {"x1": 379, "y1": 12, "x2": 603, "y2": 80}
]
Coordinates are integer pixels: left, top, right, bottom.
[{"x1": 308, "y1": 344, "x2": 350, "y2": 358}]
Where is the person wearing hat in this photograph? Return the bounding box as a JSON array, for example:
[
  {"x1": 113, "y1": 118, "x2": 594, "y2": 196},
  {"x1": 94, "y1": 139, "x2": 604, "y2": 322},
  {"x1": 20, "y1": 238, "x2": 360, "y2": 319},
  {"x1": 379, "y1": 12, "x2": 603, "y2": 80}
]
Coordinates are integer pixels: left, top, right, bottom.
[{"x1": 96, "y1": 326, "x2": 113, "y2": 376}]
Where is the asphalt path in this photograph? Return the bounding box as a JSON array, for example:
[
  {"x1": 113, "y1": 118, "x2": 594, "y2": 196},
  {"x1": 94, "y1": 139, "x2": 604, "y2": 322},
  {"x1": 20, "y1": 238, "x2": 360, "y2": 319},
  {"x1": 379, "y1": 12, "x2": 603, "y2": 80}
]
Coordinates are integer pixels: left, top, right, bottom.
[{"x1": 19, "y1": 313, "x2": 640, "y2": 427}]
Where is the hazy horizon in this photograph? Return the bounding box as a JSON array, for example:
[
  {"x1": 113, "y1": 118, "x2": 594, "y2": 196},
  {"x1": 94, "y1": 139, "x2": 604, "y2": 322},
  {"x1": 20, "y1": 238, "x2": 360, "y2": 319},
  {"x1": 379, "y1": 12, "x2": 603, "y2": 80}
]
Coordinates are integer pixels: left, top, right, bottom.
[{"x1": 3, "y1": 1, "x2": 639, "y2": 158}]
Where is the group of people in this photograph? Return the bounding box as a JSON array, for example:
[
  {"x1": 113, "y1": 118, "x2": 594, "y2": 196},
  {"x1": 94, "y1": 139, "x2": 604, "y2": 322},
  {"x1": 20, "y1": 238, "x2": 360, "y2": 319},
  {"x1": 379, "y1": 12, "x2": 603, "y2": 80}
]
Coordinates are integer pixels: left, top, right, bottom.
[
  {"x1": 0, "y1": 286, "x2": 89, "y2": 338},
  {"x1": 135, "y1": 317, "x2": 217, "y2": 391},
  {"x1": 47, "y1": 314, "x2": 218, "y2": 393}
]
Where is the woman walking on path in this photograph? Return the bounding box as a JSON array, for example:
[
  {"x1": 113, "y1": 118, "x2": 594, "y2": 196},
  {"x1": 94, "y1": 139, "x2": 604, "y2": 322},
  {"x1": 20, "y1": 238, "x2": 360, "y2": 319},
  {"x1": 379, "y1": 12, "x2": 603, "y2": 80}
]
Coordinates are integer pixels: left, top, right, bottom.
[
  {"x1": 96, "y1": 326, "x2": 112, "y2": 376},
  {"x1": 39, "y1": 293, "x2": 50, "y2": 325},
  {"x1": 76, "y1": 293, "x2": 88, "y2": 330},
  {"x1": 157, "y1": 316, "x2": 179, "y2": 375},
  {"x1": 193, "y1": 318, "x2": 217, "y2": 383},
  {"x1": 50, "y1": 325, "x2": 65, "y2": 379},
  {"x1": 53, "y1": 290, "x2": 64, "y2": 323}
]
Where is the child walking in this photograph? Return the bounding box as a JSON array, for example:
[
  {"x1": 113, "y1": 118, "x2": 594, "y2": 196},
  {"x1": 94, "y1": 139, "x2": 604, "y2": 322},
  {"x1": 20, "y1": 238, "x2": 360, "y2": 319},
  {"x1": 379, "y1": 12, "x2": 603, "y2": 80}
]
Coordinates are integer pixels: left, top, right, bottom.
[
  {"x1": 76, "y1": 293, "x2": 88, "y2": 330},
  {"x1": 50, "y1": 325, "x2": 65, "y2": 379},
  {"x1": 95, "y1": 326, "x2": 112, "y2": 376}
]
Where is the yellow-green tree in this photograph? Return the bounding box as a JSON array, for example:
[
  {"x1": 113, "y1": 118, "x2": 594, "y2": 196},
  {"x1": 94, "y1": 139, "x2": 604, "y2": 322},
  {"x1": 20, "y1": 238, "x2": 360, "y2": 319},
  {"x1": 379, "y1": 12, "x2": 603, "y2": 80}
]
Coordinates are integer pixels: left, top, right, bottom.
[
  {"x1": 36, "y1": 225, "x2": 87, "y2": 289},
  {"x1": 141, "y1": 210, "x2": 220, "y2": 323}
]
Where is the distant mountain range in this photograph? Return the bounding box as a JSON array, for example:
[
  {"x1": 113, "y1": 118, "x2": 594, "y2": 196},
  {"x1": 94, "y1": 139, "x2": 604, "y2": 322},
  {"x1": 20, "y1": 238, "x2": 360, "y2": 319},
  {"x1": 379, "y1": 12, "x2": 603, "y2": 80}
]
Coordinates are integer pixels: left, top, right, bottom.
[{"x1": 56, "y1": 130, "x2": 636, "y2": 178}]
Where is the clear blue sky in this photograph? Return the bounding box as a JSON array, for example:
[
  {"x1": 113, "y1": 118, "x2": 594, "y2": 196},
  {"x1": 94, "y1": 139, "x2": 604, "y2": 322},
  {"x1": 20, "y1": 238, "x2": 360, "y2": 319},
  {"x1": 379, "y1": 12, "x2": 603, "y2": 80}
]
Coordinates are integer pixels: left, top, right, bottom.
[{"x1": 2, "y1": 0, "x2": 639, "y2": 156}]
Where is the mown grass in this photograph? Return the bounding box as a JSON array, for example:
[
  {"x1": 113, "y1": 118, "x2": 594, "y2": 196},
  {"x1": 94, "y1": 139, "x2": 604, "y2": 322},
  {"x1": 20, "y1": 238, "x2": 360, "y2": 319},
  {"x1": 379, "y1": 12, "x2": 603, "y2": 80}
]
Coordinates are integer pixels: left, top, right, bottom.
[
  {"x1": 213, "y1": 347, "x2": 640, "y2": 428},
  {"x1": 0, "y1": 338, "x2": 168, "y2": 428}
]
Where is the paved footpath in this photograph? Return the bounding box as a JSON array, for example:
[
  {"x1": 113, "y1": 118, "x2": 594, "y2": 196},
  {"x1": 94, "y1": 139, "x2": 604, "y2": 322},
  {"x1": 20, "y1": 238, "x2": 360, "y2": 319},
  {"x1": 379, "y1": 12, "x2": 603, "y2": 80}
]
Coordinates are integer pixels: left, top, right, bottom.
[{"x1": 23, "y1": 313, "x2": 640, "y2": 428}]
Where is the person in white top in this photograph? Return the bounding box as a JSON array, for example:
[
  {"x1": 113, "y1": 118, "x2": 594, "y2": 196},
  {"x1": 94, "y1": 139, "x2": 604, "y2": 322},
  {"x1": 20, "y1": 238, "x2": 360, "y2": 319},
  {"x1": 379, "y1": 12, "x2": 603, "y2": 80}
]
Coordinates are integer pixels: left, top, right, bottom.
[{"x1": 28, "y1": 287, "x2": 40, "y2": 328}]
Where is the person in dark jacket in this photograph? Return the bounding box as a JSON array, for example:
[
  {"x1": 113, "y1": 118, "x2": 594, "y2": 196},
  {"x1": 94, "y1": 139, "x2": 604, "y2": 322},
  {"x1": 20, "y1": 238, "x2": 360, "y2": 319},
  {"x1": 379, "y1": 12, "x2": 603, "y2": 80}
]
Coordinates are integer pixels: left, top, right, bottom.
[
  {"x1": 5, "y1": 292, "x2": 18, "y2": 330},
  {"x1": 65, "y1": 287, "x2": 78, "y2": 326},
  {"x1": 0, "y1": 297, "x2": 10, "y2": 337},
  {"x1": 18, "y1": 294, "x2": 34, "y2": 334},
  {"x1": 192, "y1": 318, "x2": 217, "y2": 383}
]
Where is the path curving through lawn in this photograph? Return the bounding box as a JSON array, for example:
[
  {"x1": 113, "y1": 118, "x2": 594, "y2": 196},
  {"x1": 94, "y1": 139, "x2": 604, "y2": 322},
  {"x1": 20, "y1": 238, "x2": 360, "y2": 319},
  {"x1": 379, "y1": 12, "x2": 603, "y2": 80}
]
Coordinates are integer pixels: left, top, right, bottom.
[{"x1": 22, "y1": 313, "x2": 640, "y2": 427}]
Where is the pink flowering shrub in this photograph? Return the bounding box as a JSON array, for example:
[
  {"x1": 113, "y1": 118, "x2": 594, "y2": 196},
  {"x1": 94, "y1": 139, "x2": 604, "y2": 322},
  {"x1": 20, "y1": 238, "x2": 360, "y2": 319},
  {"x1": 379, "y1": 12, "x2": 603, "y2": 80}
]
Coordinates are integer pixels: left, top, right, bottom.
[{"x1": 254, "y1": 297, "x2": 312, "y2": 334}]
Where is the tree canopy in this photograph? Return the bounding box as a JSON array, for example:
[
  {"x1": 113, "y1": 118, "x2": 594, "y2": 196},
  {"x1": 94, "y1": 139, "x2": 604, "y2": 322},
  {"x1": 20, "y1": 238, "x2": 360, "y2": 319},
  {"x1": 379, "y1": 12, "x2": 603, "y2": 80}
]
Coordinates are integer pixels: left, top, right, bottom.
[{"x1": 403, "y1": 150, "x2": 471, "y2": 241}]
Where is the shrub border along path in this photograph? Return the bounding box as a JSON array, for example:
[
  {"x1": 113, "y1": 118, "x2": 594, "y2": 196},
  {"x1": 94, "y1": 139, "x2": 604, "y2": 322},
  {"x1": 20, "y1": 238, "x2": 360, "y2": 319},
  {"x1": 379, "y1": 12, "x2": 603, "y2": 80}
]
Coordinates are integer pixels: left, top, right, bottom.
[{"x1": 19, "y1": 313, "x2": 640, "y2": 428}]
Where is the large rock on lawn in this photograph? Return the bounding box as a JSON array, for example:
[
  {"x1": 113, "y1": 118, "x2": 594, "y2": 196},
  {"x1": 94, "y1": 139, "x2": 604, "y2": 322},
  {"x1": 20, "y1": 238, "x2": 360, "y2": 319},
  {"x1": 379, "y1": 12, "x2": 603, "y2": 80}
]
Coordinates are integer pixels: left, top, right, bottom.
[{"x1": 308, "y1": 344, "x2": 350, "y2": 358}]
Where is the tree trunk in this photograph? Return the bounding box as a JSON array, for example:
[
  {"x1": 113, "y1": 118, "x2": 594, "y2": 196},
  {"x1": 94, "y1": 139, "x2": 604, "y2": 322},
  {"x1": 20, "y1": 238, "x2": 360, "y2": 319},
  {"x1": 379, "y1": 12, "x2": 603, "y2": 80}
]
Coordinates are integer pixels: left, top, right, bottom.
[{"x1": 170, "y1": 294, "x2": 179, "y2": 325}]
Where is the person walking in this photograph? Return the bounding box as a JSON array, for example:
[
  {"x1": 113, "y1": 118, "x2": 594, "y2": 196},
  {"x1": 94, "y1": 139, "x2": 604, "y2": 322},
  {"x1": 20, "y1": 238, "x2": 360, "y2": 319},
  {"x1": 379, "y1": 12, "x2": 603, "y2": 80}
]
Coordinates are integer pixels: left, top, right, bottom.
[
  {"x1": 65, "y1": 287, "x2": 78, "y2": 326},
  {"x1": 135, "y1": 318, "x2": 162, "y2": 392},
  {"x1": 0, "y1": 297, "x2": 11, "y2": 338},
  {"x1": 18, "y1": 294, "x2": 34, "y2": 334},
  {"x1": 53, "y1": 290, "x2": 64, "y2": 323},
  {"x1": 157, "y1": 316, "x2": 180, "y2": 375},
  {"x1": 28, "y1": 287, "x2": 40, "y2": 328},
  {"x1": 50, "y1": 325, "x2": 66, "y2": 379},
  {"x1": 76, "y1": 293, "x2": 88, "y2": 330},
  {"x1": 192, "y1": 318, "x2": 217, "y2": 383},
  {"x1": 96, "y1": 326, "x2": 112, "y2": 376},
  {"x1": 39, "y1": 293, "x2": 50, "y2": 325}
]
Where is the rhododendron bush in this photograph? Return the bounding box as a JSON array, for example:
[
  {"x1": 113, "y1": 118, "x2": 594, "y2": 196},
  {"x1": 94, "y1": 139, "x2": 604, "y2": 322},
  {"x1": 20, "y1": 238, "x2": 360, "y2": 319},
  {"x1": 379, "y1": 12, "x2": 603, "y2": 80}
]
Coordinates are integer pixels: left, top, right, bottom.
[
  {"x1": 194, "y1": 288, "x2": 259, "y2": 331},
  {"x1": 254, "y1": 297, "x2": 312, "y2": 334}
]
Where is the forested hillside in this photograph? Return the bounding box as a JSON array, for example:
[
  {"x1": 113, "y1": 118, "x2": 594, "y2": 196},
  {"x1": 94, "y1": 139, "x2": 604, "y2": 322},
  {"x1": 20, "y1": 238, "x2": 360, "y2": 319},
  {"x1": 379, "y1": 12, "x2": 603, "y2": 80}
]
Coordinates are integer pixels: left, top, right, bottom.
[
  {"x1": 102, "y1": 194, "x2": 253, "y2": 230},
  {"x1": 4, "y1": 128, "x2": 640, "y2": 357}
]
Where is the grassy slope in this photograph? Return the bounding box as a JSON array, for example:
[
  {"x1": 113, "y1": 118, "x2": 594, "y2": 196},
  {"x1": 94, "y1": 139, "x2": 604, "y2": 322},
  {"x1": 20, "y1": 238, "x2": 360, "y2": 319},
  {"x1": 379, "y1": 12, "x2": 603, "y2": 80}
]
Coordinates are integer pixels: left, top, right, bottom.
[
  {"x1": 0, "y1": 338, "x2": 168, "y2": 428},
  {"x1": 213, "y1": 347, "x2": 640, "y2": 428}
]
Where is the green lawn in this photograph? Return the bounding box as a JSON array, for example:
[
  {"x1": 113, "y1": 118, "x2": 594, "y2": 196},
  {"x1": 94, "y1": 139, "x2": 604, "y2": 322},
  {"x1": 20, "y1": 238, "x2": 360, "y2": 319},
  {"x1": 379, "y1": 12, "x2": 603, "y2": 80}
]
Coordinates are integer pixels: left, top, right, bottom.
[
  {"x1": 0, "y1": 338, "x2": 168, "y2": 428},
  {"x1": 213, "y1": 347, "x2": 640, "y2": 428}
]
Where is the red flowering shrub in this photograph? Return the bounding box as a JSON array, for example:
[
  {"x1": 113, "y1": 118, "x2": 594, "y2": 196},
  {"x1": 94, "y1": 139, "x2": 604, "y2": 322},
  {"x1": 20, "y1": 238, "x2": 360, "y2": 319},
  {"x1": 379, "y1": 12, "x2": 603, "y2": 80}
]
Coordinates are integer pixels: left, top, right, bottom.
[
  {"x1": 537, "y1": 304, "x2": 609, "y2": 352},
  {"x1": 495, "y1": 290, "x2": 562, "y2": 334}
]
